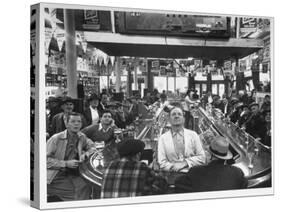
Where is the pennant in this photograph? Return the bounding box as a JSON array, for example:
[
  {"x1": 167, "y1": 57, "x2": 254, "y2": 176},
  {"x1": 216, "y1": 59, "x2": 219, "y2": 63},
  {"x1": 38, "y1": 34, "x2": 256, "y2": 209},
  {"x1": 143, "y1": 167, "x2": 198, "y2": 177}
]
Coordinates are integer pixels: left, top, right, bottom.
[
  {"x1": 110, "y1": 56, "x2": 115, "y2": 66},
  {"x1": 104, "y1": 55, "x2": 110, "y2": 66},
  {"x1": 98, "y1": 56, "x2": 104, "y2": 66},
  {"x1": 81, "y1": 42, "x2": 87, "y2": 53},
  {"x1": 45, "y1": 28, "x2": 53, "y2": 53}
]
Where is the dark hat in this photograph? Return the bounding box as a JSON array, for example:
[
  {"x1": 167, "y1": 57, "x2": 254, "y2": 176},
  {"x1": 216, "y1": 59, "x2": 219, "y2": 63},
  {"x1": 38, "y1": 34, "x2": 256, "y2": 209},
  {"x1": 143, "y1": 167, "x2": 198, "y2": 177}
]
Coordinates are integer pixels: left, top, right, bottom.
[
  {"x1": 47, "y1": 96, "x2": 59, "y2": 103},
  {"x1": 107, "y1": 102, "x2": 118, "y2": 108},
  {"x1": 230, "y1": 97, "x2": 239, "y2": 104},
  {"x1": 209, "y1": 136, "x2": 233, "y2": 160},
  {"x1": 117, "y1": 139, "x2": 145, "y2": 157},
  {"x1": 262, "y1": 109, "x2": 271, "y2": 116},
  {"x1": 60, "y1": 96, "x2": 75, "y2": 105},
  {"x1": 249, "y1": 102, "x2": 259, "y2": 109},
  {"x1": 87, "y1": 93, "x2": 99, "y2": 102},
  {"x1": 236, "y1": 102, "x2": 245, "y2": 109}
]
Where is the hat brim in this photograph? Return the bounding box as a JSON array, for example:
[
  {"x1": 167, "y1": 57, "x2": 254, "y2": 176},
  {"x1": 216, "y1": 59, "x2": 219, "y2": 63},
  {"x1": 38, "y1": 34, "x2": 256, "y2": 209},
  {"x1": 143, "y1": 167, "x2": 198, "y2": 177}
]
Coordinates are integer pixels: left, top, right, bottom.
[
  {"x1": 249, "y1": 103, "x2": 259, "y2": 108},
  {"x1": 210, "y1": 149, "x2": 233, "y2": 160}
]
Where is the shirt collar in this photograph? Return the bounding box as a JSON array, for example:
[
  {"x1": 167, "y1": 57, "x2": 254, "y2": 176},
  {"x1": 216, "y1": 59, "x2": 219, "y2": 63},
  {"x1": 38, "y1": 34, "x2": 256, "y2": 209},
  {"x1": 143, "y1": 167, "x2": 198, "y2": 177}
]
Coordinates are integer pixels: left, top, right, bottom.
[
  {"x1": 171, "y1": 128, "x2": 184, "y2": 137},
  {"x1": 61, "y1": 129, "x2": 83, "y2": 139},
  {"x1": 90, "y1": 105, "x2": 97, "y2": 111},
  {"x1": 98, "y1": 123, "x2": 111, "y2": 132}
]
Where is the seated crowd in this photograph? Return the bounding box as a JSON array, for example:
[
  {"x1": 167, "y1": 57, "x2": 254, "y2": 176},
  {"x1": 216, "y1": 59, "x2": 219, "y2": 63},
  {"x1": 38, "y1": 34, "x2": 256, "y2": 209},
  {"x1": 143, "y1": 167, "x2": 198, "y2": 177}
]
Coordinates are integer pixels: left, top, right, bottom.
[
  {"x1": 208, "y1": 91, "x2": 271, "y2": 147},
  {"x1": 46, "y1": 89, "x2": 270, "y2": 201}
]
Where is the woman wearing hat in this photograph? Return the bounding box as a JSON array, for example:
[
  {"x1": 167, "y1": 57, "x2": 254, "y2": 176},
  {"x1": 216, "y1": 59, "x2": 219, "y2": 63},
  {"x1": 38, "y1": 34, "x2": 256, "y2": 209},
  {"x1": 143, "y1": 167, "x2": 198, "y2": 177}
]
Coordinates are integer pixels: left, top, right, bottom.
[{"x1": 174, "y1": 136, "x2": 248, "y2": 193}]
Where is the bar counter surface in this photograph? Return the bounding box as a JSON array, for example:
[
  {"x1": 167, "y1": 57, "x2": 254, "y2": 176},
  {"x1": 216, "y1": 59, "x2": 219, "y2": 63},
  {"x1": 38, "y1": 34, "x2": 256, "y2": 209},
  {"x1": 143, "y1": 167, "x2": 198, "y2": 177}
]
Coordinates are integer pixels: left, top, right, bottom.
[{"x1": 79, "y1": 104, "x2": 272, "y2": 191}]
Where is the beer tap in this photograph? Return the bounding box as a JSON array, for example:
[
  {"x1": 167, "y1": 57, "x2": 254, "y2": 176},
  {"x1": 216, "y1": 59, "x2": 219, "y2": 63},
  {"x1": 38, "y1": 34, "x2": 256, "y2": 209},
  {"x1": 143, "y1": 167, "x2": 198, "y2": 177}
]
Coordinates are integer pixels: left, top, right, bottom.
[
  {"x1": 254, "y1": 138, "x2": 260, "y2": 156},
  {"x1": 245, "y1": 133, "x2": 249, "y2": 151}
]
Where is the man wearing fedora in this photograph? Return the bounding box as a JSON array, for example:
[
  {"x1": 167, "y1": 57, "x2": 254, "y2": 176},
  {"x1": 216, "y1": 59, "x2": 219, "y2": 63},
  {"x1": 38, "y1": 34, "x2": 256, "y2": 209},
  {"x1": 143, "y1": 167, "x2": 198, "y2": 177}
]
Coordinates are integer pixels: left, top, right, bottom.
[
  {"x1": 101, "y1": 139, "x2": 168, "y2": 198},
  {"x1": 158, "y1": 106, "x2": 206, "y2": 173},
  {"x1": 244, "y1": 102, "x2": 265, "y2": 139},
  {"x1": 49, "y1": 96, "x2": 86, "y2": 137},
  {"x1": 84, "y1": 93, "x2": 104, "y2": 126},
  {"x1": 174, "y1": 136, "x2": 248, "y2": 193}
]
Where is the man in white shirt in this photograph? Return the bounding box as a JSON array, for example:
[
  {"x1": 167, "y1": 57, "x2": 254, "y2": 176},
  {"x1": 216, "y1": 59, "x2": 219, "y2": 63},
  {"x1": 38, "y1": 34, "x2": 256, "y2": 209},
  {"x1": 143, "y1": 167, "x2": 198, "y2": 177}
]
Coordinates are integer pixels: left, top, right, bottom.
[
  {"x1": 158, "y1": 106, "x2": 206, "y2": 172},
  {"x1": 84, "y1": 94, "x2": 101, "y2": 126}
]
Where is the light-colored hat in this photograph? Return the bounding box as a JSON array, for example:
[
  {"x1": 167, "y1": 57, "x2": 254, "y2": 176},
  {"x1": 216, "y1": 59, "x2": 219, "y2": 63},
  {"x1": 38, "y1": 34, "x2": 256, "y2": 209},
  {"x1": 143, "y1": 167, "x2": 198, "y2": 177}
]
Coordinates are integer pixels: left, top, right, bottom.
[{"x1": 209, "y1": 137, "x2": 233, "y2": 160}]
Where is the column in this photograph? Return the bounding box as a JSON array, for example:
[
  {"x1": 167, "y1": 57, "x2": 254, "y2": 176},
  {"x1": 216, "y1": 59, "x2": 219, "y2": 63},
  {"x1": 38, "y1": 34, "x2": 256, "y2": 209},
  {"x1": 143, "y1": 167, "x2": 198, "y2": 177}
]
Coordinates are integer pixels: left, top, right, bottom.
[
  {"x1": 127, "y1": 64, "x2": 132, "y2": 96},
  {"x1": 115, "y1": 57, "x2": 121, "y2": 92},
  {"x1": 134, "y1": 65, "x2": 138, "y2": 91},
  {"x1": 64, "y1": 9, "x2": 77, "y2": 98},
  {"x1": 144, "y1": 58, "x2": 148, "y2": 88},
  {"x1": 147, "y1": 59, "x2": 153, "y2": 93}
]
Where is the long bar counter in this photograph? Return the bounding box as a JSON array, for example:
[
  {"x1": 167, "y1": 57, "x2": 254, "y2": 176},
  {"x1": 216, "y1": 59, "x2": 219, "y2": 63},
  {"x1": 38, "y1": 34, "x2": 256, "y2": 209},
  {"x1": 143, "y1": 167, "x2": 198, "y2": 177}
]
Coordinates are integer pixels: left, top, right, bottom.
[{"x1": 79, "y1": 104, "x2": 272, "y2": 190}]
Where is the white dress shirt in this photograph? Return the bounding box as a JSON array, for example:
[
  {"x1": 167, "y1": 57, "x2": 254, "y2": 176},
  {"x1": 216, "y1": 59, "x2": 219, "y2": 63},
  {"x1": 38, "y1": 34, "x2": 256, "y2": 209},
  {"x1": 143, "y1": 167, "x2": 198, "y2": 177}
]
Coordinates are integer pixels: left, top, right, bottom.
[
  {"x1": 90, "y1": 106, "x2": 99, "y2": 125},
  {"x1": 158, "y1": 128, "x2": 206, "y2": 172}
]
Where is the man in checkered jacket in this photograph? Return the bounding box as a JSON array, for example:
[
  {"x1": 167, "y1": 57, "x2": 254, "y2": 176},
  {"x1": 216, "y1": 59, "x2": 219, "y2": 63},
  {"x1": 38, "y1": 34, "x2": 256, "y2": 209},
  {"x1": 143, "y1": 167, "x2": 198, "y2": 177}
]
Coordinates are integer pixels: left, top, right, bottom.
[{"x1": 101, "y1": 139, "x2": 168, "y2": 198}]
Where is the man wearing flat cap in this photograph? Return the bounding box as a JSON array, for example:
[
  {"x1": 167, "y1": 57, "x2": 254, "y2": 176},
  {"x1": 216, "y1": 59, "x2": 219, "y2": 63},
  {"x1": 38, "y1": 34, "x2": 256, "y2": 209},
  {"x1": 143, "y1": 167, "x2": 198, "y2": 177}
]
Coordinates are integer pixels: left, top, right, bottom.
[
  {"x1": 101, "y1": 139, "x2": 168, "y2": 198},
  {"x1": 49, "y1": 96, "x2": 87, "y2": 137},
  {"x1": 174, "y1": 136, "x2": 248, "y2": 193}
]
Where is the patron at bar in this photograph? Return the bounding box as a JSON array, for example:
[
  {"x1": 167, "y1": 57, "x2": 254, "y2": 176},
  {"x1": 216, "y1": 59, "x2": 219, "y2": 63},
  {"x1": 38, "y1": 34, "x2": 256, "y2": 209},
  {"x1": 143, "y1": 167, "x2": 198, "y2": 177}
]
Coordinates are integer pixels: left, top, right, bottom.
[
  {"x1": 81, "y1": 110, "x2": 116, "y2": 145},
  {"x1": 175, "y1": 136, "x2": 248, "y2": 193},
  {"x1": 158, "y1": 106, "x2": 206, "y2": 172},
  {"x1": 101, "y1": 139, "x2": 168, "y2": 198},
  {"x1": 47, "y1": 112, "x2": 96, "y2": 201}
]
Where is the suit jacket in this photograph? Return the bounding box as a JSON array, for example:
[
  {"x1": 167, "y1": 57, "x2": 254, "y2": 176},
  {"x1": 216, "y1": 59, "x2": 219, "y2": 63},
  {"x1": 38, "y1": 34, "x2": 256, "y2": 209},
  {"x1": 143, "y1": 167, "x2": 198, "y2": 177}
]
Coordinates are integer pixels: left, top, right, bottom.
[
  {"x1": 83, "y1": 107, "x2": 103, "y2": 127},
  {"x1": 114, "y1": 109, "x2": 133, "y2": 129},
  {"x1": 46, "y1": 130, "x2": 95, "y2": 184},
  {"x1": 174, "y1": 160, "x2": 248, "y2": 192},
  {"x1": 245, "y1": 113, "x2": 265, "y2": 138},
  {"x1": 158, "y1": 128, "x2": 206, "y2": 172},
  {"x1": 49, "y1": 112, "x2": 66, "y2": 136},
  {"x1": 81, "y1": 124, "x2": 116, "y2": 145}
]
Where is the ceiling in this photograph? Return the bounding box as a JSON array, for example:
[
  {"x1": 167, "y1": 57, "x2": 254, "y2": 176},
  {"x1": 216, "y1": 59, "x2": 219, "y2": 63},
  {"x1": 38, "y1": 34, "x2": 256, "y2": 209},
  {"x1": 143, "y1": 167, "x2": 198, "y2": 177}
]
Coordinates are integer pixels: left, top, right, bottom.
[{"x1": 85, "y1": 32, "x2": 264, "y2": 60}]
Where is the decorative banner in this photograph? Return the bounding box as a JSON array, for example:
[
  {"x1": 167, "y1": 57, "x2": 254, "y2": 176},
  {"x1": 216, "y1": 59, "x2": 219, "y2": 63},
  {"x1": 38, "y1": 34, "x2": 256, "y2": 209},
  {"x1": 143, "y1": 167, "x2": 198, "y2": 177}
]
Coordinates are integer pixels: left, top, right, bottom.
[
  {"x1": 98, "y1": 56, "x2": 104, "y2": 66},
  {"x1": 110, "y1": 56, "x2": 115, "y2": 66},
  {"x1": 45, "y1": 28, "x2": 53, "y2": 54},
  {"x1": 56, "y1": 31, "x2": 65, "y2": 52}
]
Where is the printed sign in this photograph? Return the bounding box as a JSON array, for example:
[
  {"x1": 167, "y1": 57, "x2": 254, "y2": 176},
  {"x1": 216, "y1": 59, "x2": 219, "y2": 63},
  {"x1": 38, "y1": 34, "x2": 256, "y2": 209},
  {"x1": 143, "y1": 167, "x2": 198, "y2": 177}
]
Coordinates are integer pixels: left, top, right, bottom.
[{"x1": 240, "y1": 17, "x2": 257, "y2": 36}]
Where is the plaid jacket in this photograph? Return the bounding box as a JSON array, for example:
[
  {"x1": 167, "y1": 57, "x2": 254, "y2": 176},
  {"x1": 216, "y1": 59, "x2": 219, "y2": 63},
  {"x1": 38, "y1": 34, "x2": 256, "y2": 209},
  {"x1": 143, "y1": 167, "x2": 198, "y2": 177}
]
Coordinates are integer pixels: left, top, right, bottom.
[{"x1": 101, "y1": 158, "x2": 168, "y2": 198}]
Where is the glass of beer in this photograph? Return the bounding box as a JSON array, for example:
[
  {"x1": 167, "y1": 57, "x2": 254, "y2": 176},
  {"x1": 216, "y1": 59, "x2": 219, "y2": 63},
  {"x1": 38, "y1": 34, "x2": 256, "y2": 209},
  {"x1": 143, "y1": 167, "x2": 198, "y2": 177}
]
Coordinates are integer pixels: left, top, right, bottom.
[{"x1": 95, "y1": 141, "x2": 105, "y2": 152}]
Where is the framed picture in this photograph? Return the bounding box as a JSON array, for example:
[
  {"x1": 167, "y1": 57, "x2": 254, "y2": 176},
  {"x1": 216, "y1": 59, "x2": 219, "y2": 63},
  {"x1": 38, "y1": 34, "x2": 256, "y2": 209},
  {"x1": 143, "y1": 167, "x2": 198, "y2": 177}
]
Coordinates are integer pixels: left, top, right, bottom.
[{"x1": 30, "y1": 2, "x2": 273, "y2": 209}]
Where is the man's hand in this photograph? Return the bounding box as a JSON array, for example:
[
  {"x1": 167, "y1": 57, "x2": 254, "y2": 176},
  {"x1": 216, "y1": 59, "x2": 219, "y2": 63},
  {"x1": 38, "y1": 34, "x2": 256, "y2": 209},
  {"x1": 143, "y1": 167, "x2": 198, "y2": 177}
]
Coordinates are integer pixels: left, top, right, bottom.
[
  {"x1": 171, "y1": 161, "x2": 188, "y2": 172},
  {"x1": 65, "y1": 160, "x2": 79, "y2": 169}
]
